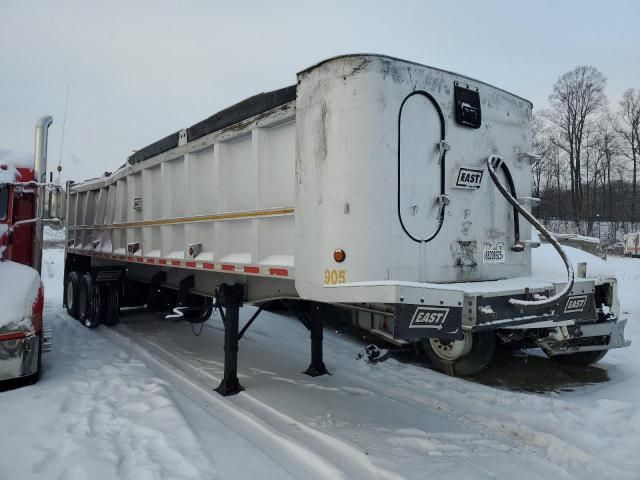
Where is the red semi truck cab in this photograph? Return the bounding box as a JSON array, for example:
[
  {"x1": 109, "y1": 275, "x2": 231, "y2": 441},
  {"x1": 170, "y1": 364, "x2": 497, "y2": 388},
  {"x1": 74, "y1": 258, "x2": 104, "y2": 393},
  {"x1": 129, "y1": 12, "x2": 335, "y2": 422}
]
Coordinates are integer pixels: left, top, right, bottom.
[{"x1": 0, "y1": 116, "x2": 56, "y2": 384}]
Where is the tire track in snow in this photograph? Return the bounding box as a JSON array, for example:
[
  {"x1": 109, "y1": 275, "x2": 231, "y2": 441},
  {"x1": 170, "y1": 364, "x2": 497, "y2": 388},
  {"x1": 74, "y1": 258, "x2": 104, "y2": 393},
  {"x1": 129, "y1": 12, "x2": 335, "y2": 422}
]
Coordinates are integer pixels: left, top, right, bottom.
[
  {"x1": 11, "y1": 312, "x2": 217, "y2": 480},
  {"x1": 102, "y1": 324, "x2": 407, "y2": 480}
]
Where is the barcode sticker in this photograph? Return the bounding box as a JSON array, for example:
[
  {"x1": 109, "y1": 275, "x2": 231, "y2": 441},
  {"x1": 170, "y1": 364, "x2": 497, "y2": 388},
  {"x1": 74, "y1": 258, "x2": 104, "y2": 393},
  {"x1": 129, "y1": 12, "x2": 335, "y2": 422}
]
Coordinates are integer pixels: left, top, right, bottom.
[{"x1": 483, "y1": 242, "x2": 505, "y2": 263}]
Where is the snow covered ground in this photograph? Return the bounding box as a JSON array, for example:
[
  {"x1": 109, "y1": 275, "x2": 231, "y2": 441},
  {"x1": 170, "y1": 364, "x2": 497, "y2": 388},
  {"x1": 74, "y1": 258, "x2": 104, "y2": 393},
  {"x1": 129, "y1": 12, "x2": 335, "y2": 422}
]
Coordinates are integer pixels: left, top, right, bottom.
[{"x1": 1, "y1": 248, "x2": 639, "y2": 479}]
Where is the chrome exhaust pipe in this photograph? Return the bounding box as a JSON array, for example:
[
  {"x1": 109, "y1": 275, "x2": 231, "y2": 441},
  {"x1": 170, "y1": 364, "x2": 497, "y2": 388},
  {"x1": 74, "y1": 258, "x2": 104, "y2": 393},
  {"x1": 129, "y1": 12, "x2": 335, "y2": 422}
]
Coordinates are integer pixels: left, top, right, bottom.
[{"x1": 32, "y1": 115, "x2": 53, "y2": 274}]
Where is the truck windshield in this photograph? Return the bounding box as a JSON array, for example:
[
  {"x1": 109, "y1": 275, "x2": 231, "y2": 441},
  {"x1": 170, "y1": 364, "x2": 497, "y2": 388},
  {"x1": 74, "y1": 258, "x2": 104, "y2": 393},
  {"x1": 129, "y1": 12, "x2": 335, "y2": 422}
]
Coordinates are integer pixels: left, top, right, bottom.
[{"x1": 0, "y1": 186, "x2": 8, "y2": 221}]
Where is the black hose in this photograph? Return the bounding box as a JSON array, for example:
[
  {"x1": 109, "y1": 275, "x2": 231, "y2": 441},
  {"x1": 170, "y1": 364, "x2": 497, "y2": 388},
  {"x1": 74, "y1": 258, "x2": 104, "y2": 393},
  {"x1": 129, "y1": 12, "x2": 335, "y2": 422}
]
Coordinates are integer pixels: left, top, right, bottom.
[
  {"x1": 487, "y1": 155, "x2": 574, "y2": 309},
  {"x1": 497, "y1": 161, "x2": 521, "y2": 245}
]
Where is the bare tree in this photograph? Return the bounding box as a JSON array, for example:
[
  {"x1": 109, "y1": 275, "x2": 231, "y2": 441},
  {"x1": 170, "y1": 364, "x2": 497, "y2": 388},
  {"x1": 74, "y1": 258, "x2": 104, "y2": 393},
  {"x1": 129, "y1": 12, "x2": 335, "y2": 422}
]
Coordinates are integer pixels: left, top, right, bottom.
[
  {"x1": 531, "y1": 113, "x2": 549, "y2": 197},
  {"x1": 595, "y1": 115, "x2": 621, "y2": 221},
  {"x1": 618, "y1": 89, "x2": 640, "y2": 221},
  {"x1": 542, "y1": 66, "x2": 607, "y2": 227}
]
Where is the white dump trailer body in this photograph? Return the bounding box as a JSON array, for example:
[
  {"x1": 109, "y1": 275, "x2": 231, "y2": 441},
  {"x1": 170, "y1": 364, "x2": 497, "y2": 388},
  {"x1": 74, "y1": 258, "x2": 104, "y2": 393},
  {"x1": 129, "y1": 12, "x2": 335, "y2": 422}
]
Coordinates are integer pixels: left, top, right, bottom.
[
  {"x1": 65, "y1": 55, "x2": 628, "y2": 383},
  {"x1": 68, "y1": 55, "x2": 533, "y2": 301}
]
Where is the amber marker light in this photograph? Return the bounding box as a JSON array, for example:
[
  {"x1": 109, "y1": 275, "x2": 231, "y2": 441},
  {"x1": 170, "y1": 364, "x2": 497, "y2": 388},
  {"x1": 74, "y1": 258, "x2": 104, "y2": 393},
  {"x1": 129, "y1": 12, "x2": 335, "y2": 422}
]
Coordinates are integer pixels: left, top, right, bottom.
[{"x1": 333, "y1": 249, "x2": 346, "y2": 262}]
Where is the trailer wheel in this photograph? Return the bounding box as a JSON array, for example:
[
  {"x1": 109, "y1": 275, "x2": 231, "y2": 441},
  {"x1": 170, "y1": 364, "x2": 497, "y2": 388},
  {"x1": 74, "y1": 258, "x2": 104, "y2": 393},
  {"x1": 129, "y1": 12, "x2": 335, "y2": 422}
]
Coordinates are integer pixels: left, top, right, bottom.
[
  {"x1": 65, "y1": 271, "x2": 81, "y2": 319},
  {"x1": 547, "y1": 349, "x2": 607, "y2": 366},
  {"x1": 77, "y1": 274, "x2": 101, "y2": 328},
  {"x1": 100, "y1": 286, "x2": 120, "y2": 327},
  {"x1": 421, "y1": 331, "x2": 496, "y2": 376}
]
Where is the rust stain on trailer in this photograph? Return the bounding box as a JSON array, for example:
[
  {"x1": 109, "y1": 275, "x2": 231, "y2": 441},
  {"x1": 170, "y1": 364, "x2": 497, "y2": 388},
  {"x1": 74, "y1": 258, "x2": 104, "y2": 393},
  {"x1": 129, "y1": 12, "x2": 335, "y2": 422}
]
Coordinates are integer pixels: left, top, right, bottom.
[
  {"x1": 380, "y1": 58, "x2": 404, "y2": 84},
  {"x1": 318, "y1": 101, "x2": 330, "y2": 163},
  {"x1": 341, "y1": 57, "x2": 371, "y2": 80},
  {"x1": 451, "y1": 240, "x2": 478, "y2": 270}
]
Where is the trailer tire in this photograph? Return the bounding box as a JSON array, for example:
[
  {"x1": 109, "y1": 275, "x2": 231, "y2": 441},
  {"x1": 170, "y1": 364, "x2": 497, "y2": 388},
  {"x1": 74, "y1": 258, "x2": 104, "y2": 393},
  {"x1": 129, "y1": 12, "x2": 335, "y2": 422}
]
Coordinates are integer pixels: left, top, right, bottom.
[
  {"x1": 547, "y1": 349, "x2": 607, "y2": 366},
  {"x1": 101, "y1": 286, "x2": 120, "y2": 327},
  {"x1": 65, "y1": 271, "x2": 81, "y2": 319},
  {"x1": 77, "y1": 274, "x2": 101, "y2": 328},
  {"x1": 421, "y1": 331, "x2": 496, "y2": 376}
]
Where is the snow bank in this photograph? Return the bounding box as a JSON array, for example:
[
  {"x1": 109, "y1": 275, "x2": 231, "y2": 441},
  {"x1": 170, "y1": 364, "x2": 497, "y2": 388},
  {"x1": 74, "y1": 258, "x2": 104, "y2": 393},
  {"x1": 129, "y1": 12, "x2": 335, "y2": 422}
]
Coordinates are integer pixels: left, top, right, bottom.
[
  {"x1": 532, "y1": 239, "x2": 615, "y2": 280},
  {"x1": 0, "y1": 259, "x2": 41, "y2": 329}
]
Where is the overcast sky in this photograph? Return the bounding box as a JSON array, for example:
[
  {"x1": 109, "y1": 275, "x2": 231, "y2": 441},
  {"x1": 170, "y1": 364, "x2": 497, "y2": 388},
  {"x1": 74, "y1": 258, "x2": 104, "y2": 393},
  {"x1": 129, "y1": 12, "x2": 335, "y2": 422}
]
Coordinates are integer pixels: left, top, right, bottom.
[{"x1": 1, "y1": 0, "x2": 639, "y2": 181}]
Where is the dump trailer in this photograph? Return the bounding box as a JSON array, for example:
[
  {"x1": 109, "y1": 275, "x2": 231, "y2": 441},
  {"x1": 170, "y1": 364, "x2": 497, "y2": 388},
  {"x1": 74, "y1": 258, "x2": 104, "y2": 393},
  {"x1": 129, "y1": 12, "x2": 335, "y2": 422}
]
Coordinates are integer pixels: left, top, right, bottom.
[{"x1": 64, "y1": 54, "x2": 628, "y2": 394}]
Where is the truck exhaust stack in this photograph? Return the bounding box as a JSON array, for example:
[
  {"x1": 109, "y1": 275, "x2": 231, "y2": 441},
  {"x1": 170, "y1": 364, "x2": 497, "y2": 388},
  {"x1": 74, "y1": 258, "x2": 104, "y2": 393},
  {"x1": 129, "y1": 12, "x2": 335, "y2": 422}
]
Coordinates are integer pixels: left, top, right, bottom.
[{"x1": 32, "y1": 115, "x2": 53, "y2": 274}]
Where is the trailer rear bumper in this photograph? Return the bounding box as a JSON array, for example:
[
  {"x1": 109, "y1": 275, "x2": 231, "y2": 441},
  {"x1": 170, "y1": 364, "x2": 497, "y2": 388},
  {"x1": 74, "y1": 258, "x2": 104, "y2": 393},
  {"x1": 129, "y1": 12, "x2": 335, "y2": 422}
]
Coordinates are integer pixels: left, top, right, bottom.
[
  {"x1": 320, "y1": 276, "x2": 559, "y2": 306},
  {"x1": 322, "y1": 276, "x2": 622, "y2": 345},
  {"x1": 533, "y1": 318, "x2": 630, "y2": 355}
]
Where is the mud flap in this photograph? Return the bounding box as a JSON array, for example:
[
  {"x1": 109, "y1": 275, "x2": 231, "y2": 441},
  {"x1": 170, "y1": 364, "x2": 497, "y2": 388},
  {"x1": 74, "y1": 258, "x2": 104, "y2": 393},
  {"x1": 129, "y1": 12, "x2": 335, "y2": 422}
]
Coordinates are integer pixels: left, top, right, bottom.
[{"x1": 393, "y1": 304, "x2": 463, "y2": 341}]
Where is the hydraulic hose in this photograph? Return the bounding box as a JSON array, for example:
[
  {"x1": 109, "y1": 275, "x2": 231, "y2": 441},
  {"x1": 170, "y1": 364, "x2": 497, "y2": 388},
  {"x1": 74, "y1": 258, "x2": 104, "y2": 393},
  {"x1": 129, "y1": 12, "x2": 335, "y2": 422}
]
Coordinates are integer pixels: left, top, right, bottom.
[
  {"x1": 497, "y1": 161, "x2": 521, "y2": 246},
  {"x1": 486, "y1": 155, "x2": 574, "y2": 309}
]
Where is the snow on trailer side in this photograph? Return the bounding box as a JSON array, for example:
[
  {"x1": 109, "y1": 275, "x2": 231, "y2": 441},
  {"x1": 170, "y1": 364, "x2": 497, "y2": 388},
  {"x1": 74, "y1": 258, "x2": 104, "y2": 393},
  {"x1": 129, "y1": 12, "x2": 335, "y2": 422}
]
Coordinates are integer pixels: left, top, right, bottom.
[{"x1": 64, "y1": 54, "x2": 629, "y2": 392}]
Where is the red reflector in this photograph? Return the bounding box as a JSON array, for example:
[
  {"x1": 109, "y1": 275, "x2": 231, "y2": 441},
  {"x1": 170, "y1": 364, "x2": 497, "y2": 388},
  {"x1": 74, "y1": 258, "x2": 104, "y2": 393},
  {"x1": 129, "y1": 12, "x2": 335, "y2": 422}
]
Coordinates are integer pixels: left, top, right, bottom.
[{"x1": 269, "y1": 268, "x2": 288, "y2": 276}]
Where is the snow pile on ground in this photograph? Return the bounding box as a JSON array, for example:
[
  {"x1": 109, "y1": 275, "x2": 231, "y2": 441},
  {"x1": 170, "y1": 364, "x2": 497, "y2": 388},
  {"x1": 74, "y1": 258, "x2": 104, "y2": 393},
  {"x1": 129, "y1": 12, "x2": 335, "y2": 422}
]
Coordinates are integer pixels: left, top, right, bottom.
[
  {"x1": 2, "y1": 250, "x2": 219, "y2": 480},
  {"x1": 1, "y1": 325, "x2": 218, "y2": 479},
  {"x1": 0, "y1": 259, "x2": 41, "y2": 329},
  {"x1": 532, "y1": 242, "x2": 615, "y2": 279}
]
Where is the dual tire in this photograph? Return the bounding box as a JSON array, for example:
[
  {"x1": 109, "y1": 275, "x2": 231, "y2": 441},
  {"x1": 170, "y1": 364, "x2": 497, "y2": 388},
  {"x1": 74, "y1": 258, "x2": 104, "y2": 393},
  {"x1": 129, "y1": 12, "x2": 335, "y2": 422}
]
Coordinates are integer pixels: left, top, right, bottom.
[
  {"x1": 65, "y1": 271, "x2": 120, "y2": 328},
  {"x1": 421, "y1": 331, "x2": 497, "y2": 376}
]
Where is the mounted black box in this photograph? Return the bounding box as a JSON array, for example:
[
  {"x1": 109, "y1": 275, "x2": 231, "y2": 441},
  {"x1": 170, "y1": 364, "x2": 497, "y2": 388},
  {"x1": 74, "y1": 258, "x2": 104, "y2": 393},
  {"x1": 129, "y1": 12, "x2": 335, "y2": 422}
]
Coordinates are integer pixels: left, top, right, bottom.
[{"x1": 454, "y1": 83, "x2": 482, "y2": 129}]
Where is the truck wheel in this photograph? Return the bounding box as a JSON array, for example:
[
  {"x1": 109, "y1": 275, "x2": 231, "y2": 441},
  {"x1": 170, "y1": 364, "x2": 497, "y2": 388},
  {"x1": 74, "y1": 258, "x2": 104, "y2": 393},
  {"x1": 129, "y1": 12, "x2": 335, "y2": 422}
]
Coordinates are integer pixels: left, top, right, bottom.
[
  {"x1": 101, "y1": 286, "x2": 120, "y2": 327},
  {"x1": 65, "y1": 271, "x2": 81, "y2": 319},
  {"x1": 547, "y1": 349, "x2": 607, "y2": 366},
  {"x1": 421, "y1": 331, "x2": 496, "y2": 376},
  {"x1": 77, "y1": 273, "x2": 101, "y2": 328}
]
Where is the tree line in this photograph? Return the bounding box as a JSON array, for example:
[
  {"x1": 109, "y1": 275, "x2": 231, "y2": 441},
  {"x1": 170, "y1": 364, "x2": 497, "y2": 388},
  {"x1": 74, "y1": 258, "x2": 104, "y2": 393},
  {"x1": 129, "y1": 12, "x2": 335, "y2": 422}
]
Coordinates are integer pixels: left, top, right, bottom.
[{"x1": 531, "y1": 65, "x2": 640, "y2": 239}]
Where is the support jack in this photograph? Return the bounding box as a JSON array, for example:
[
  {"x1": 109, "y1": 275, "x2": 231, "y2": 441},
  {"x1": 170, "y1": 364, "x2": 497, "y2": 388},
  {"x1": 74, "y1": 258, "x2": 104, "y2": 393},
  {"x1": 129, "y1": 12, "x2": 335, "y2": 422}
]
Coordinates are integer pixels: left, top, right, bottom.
[
  {"x1": 215, "y1": 283, "x2": 245, "y2": 396},
  {"x1": 304, "y1": 303, "x2": 330, "y2": 377}
]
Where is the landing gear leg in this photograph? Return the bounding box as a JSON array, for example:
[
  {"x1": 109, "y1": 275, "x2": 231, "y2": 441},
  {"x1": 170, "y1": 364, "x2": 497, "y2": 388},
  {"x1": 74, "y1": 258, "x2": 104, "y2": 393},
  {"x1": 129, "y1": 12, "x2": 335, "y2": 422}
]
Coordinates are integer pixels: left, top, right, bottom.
[
  {"x1": 215, "y1": 284, "x2": 244, "y2": 396},
  {"x1": 305, "y1": 304, "x2": 329, "y2": 377}
]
